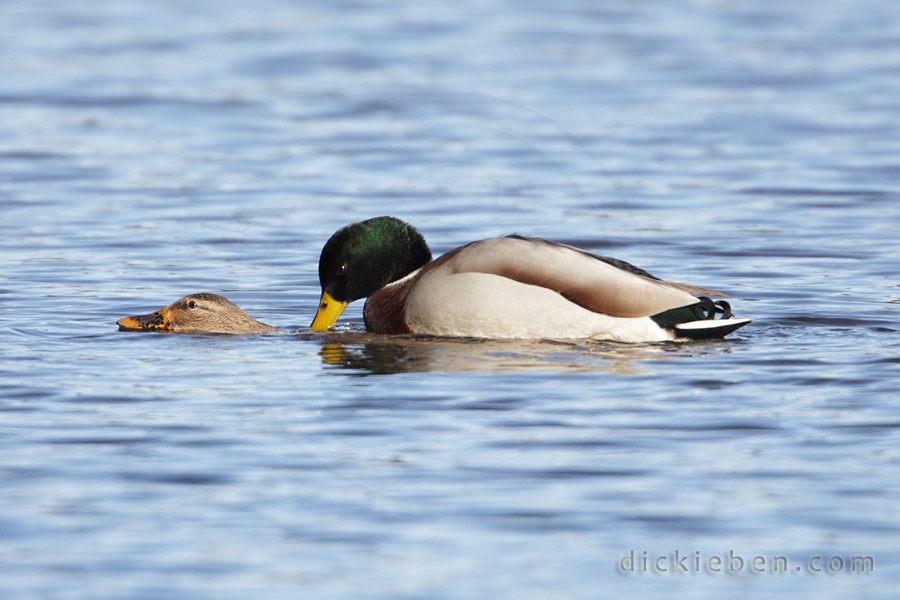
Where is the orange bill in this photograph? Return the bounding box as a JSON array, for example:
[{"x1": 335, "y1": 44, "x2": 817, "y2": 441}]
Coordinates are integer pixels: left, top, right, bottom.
[{"x1": 117, "y1": 306, "x2": 171, "y2": 332}]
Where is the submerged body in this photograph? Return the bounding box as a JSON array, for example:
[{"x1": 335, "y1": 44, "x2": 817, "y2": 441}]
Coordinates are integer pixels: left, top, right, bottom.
[
  {"x1": 117, "y1": 293, "x2": 279, "y2": 334},
  {"x1": 311, "y1": 217, "x2": 751, "y2": 342}
]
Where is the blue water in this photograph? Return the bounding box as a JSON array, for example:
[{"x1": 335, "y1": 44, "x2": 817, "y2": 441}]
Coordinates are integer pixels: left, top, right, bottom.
[{"x1": 2, "y1": 1, "x2": 899, "y2": 598}]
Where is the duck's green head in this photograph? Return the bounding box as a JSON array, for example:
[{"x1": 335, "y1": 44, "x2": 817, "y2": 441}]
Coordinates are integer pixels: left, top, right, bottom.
[{"x1": 310, "y1": 216, "x2": 432, "y2": 331}]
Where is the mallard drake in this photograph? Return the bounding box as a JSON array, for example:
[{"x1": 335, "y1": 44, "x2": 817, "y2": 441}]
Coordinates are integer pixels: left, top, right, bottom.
[
  {"x1": 117, "y1": 293, "x2": 279, "y2": 334},
  {"x1": 310, "y1": 217, "x2": 751, "y2": 342}
]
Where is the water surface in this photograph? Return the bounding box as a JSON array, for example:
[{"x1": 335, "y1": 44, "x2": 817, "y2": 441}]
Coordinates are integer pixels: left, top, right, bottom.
[{"x1": 2, "y1": 1, "x2": 899, "y2": 598}]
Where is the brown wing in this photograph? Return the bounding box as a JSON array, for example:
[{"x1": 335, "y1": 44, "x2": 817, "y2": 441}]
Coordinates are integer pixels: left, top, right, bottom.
[{"x1": 438, "y1": 237, "x2": 716, "y2": 318}]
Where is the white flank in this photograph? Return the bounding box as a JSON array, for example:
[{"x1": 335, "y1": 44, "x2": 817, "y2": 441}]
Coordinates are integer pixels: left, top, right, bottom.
[{"x1": 404, "y1": 269, "x2": 674, "y2": 342}]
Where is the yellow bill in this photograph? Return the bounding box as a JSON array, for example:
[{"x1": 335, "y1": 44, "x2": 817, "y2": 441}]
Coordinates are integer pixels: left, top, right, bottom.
[{"x1": 309, "y1": 291, "x2": 348, "y2": 332}]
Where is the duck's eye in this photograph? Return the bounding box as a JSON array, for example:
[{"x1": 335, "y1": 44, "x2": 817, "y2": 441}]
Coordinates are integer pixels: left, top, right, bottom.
[
  {"x1": 187, "y1": 301, "x2": 197, "y2": 309},
  {"x1": 336, "y1": 264, "x2": 348, "y2": 276}
]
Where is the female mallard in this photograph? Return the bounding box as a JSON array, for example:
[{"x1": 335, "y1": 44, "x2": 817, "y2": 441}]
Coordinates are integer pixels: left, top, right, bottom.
[
  {"x1": 117, "y1": 293, "x2": 279, "y2": 334},
  {"x1": 310, "y1": 217, "x2": 751, "y2": 342}
]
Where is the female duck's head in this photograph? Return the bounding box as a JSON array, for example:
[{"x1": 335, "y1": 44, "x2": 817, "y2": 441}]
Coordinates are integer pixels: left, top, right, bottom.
[{"x1": 117, "y1": 293, "x2": 277, "y2": 334}]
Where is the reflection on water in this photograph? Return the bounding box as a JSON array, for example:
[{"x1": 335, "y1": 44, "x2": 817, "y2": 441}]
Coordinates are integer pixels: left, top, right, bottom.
[{"x1": 314, "y1": 330, "x2": 735, "y2": 375}]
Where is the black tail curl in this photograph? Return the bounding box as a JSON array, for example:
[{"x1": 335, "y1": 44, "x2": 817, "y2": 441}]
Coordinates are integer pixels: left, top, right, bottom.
[
  {"x1": 651, "y1": 296, "x2": 733, "y2": 330},
  {"x1": 691, "y1": 296, "x2": 732, "y2": 320},
  {"x1": 650, "y1": 296, "x2": 751, "y2": 340}
]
